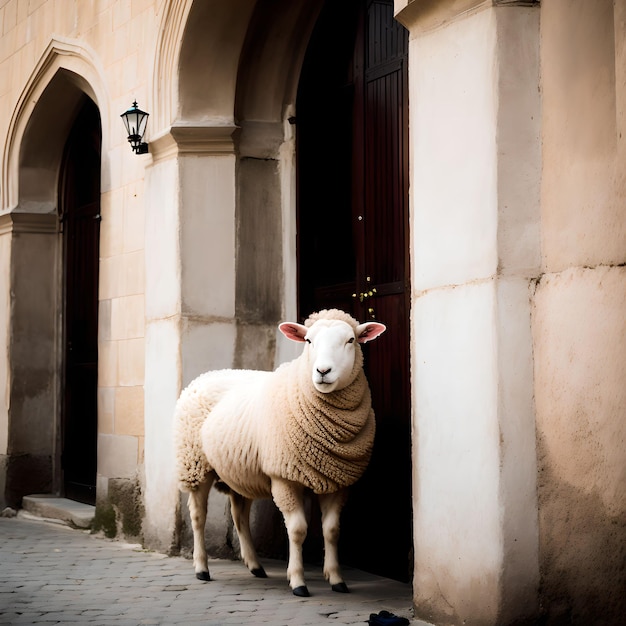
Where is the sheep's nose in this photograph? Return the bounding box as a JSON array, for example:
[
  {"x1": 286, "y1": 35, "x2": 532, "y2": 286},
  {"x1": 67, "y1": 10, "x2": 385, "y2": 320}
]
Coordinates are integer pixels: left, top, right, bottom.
[{"x1": 317, "y1": 367, "x2": 332, "y2": 377}]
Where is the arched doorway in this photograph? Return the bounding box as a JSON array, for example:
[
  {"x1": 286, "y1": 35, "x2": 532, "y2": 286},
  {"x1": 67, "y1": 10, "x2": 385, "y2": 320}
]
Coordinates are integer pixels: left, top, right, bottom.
[
  {"x1": 297, "y1": 0, "x2": 412, "y2": 581},
  {"x1": 2, "y1": 50, "x2": 108, "y2": 510},
  {"x1": 58, "y1": 97, "x2": 101, "y2": 505}
]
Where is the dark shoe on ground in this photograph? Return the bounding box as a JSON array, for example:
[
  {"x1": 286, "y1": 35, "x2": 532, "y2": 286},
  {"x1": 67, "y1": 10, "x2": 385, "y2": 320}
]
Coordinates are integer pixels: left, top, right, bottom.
[{"x1": 367, "y1": 609, "x2": 410, "y2": 626}]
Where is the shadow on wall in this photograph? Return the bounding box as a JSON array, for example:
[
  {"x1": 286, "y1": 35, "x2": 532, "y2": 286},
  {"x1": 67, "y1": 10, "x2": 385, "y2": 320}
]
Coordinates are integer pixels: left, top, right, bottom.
[{"x1": 537, "y1": 436, "x2": 626, "y2": 625}]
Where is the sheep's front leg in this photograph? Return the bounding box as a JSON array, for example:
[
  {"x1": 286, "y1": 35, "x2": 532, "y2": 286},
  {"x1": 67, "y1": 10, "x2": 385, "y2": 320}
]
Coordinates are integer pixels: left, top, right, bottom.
[
  {"x1": 187, "y1": 475, "x2": 214, "y2": 581},
  {"x1": 271, "y1": 478, "x2": 309, "y2": 597},
  {"x1": 319, "y1": 489, "x2": 349, "y2": 593},
  {"x1": 229, "y1": 492, "x2": 266, "y2": 578}
]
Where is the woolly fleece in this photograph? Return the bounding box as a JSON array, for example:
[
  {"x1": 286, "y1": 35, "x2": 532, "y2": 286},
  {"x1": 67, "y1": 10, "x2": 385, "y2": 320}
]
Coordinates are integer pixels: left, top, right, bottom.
[{"x1": 174, "y1": 309, "x2": 375, "y2": 499}]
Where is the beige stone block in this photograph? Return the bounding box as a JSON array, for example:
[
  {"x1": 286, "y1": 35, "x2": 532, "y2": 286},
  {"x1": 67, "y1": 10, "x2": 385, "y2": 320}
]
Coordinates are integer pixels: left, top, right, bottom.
[
  {"x1": 98, "y1": 387, "x2": 115, "y2": 434},
  {"x1": 16, "y1": 0, "x2": 29, "y2": 23},
  {"x1": 120, "y1": 52, "x2": 140, "y2": 95},
  {"x1": 98, "y1": 1, "x2": 117, "y2": 18},
  {"x1": 13, "y1": 15, "x2": 26, "y2": 50},
  {"x1": 107, "y1": 144, "x2": 124, "y2": 190},
  {"x1": 99, "y1": 255, "x2": 122, "y2": 300},
  {"x1": 98, "y1": 340, "x2": 118, "y2": 387},
  {"x1": 111, "y1": 23, "x2": 129, "y2": 64},
  {"x1": 3, "y1": 1, "x2": 17, "y2": 34},
  {"x1": 129, "y1": 14, "x2": 147, "y2": 47},
  {"x1": 98, "y1": 299, "x2": 111, "y2": 342},
  {"x1": 8, "y1": 38, "x2": 21, "y2": 96},
  {"x1": 108, "y1": 57, "x2": 125, "y2": 96},
  {"x1": 123, "y1": 182, "x2": 145, "y2": 253},
  {"x1": 113, "y1": 0, "x2": 131, "y2": 29},
  {"x1": 28, "y1": 0, "x2": 48, "y2": 16},
  {"x1": 85, "y1": 6, "x2": 112, "y2": 54},
  {"x1": 0, "y1": 99, "x2": 10, "y2": 141},
  {"x1": 180, "y1": 155, "x2": 237, "y2": 318},
  {"x1": 0, "y1": 62, "x2": 9, "y2": 98},
  {"x1": 97, "y1": 433, "x2": 138, "y2": 479},
  {"x1": 121, "y1": 138, "x2": 150, "y2": 187},
  {"x1": 121, "y1": 250, "x2": 145, "y2": 296},
  {"x1": 19, "y1": 39, "x2": 36, "y2": 78},
  {"x1": 52, "y1": 1, "x2": 76, "y2": 34},
  {"x1": 182, "y1": 319, "x2": 236, "y2": 384},
  {"x1": 132, "y1": 0, "x2": 155, "y2": 18},
  {"x1": 114, "y1": 385, "x2": 144, "y2": 436},
  {"x1": 118, "y1": 337, "x2": 145, "y2": 386},
  {"x1": 100, "y1": 189, "x2": 123, "y2": 258},
  {"x1": 110, "y1": 294, "x2": 144, "y2": 340},
  {"x1": 76, "y1": 2, "x2": 98, "y2": 38},
  {"x1": 99, "y1": 251, "x2": 144, "y2": 300}
]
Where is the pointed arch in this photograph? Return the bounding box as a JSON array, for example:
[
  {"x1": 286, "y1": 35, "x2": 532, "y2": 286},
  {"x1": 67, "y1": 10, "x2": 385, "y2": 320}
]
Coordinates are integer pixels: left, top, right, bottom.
[{"x1": 2, "y1": 37, "x2": 110, "y2": 212}]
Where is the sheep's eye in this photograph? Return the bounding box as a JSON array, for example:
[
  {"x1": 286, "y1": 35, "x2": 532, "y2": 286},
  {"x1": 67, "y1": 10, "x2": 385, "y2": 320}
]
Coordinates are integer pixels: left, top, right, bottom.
[
  {"x1": 305, "y1": 338, "x2": 311, "y2": 344},
  {"x1": 347, "y1": 337, "x2": 355, "y2": 344}
]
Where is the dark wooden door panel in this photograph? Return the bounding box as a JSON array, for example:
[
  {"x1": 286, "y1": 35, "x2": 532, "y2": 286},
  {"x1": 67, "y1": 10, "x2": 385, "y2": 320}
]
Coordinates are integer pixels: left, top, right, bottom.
[
  {"x1": 297, "y1": 0, "x2": 411, "y2": 581},
  {"x1": 364, "y1": 66, "x2": 408, "y2": 286},
  {"x1": 60, "y1": 98, "x2": 101, "y2": 505}
]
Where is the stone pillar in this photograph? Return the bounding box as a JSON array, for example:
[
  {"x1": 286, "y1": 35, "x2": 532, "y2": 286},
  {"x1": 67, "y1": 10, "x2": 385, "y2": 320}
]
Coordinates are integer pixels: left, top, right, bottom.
[
  {"x1": 142, "y1": 125, "x2": 238, "y2": 551},
  {"x1": 395, "y1": 1, "x2": 541, "y2": 623},
  {"x1": 0, "y1": 213, "x2": 59, "y2": 509}
]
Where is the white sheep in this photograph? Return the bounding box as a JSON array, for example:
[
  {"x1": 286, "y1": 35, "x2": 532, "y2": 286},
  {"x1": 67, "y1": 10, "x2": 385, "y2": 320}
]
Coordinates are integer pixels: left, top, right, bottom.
[{"x1": 173, "y1": 309, "x2": 386, "y2": 596}]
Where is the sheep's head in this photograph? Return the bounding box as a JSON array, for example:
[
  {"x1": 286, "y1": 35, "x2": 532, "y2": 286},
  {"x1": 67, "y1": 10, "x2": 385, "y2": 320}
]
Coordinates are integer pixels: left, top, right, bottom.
[{"x1": 279, "y1": 310, "x2": 386, "y2": 393}]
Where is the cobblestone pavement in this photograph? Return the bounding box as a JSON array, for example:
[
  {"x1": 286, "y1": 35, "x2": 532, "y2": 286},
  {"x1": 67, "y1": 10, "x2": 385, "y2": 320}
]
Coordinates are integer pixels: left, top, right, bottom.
[{"x1": 0, "y1": 516, "x2": 426, "y2": 626}]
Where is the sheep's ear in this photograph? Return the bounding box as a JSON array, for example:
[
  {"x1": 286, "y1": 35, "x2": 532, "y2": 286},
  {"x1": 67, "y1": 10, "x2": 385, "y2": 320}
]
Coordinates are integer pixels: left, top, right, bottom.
[
  {"x1": 279, "y1": 322, "x2": 309, "y2": 342},
  {"x1": 356, "y1": 322, "x2": 386, "y2": 343}
]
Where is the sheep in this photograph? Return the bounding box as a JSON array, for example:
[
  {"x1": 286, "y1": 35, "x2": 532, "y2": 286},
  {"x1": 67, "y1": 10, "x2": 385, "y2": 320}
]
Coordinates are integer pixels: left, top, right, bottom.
[{"x1": 173, "y1": 309, "x2": 386, "y2": 597}]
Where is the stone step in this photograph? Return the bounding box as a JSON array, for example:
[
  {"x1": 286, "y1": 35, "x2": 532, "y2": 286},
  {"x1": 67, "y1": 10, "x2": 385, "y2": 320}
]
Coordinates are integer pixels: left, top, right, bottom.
[{"x1": 21, "y1": 494, "x2": 95, "y2": 529}]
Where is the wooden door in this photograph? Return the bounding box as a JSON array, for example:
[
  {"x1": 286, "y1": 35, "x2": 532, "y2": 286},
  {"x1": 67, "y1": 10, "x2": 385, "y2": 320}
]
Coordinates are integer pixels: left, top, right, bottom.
[
  {"x1": 297, "y1": 0, "x2": 412, "y2": 581},
  {"x1": 59, "y1": 98, "x2": 101, "y2": 505}
]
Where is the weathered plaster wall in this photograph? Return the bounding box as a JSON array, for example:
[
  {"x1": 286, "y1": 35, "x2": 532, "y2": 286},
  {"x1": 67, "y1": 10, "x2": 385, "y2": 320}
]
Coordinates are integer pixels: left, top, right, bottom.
[
  {"x1": 533, "y1": 268, "x2": 626, "y2": 623},
  {"x1": 535, "y1": 1, "x2": 626, "y2": 622}
]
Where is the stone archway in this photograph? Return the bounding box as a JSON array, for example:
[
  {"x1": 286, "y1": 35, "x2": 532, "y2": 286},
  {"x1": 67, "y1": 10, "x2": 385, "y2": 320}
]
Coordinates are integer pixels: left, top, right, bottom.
[
  {"x1": 0, "y1": 39, "x2": 108, "y2": 508},
  {"x1": 149, "y1": 0, "x2": 416, "y2": 574},
  {"x1": 2, "y1": 38, "x2": 110, "y2": 213},
  {"x1": 145, "y1": 0, "x2": 326, "y2": 553}
]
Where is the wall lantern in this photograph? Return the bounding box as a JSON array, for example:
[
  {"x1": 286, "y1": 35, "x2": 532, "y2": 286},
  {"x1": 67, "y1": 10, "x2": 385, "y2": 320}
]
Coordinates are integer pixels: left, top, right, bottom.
[{"x1": 120, "y1": 100, "x2": 149, "y2": 154}]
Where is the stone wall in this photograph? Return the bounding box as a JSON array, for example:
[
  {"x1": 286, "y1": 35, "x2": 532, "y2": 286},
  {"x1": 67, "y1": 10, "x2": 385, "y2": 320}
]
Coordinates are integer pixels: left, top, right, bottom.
[
  {"x1": 0, "y1": 0, "x2": 157, "y2": 520},
  {"x1": 534, "y1": 0, "x2": 626, "y2": 622}
]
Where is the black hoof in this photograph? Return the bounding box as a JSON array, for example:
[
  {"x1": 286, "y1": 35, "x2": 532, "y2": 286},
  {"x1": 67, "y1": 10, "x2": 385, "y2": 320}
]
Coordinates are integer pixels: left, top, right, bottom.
[
  {"x1": 332, "y1": 582, "x2": 350, "y2": 593},
  {"x1": 293, "y1": 585, "x2": 310, "y2": 597},
  {"x1": 195, "y1": 571, "x2": 211, "y2": 581},
  {"x1": 251, "y1": 567, "x2": 267, "y2": 578}
]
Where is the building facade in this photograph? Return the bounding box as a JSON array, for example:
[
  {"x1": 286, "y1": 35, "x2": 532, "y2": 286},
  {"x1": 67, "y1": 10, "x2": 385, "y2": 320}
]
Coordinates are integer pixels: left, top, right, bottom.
[{"x1": 0, "y1": 0, "x2": 624, "y2": 624}]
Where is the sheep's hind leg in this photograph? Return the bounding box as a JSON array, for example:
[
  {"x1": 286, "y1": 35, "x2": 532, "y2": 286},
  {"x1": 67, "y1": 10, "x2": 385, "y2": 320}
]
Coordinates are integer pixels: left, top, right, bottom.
[
  {"x1": 187, "y1": 475, "x2": 214, "y2": 581},
  {"x1": 319, "y1": 489, "x2": 349, "y2": 593},
  {"x1": 271, "y1": 478, "x2": 309, "y2": 597},
  {"x1": 229, "y1": 492, "x2": 266, "y2": 578}
]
